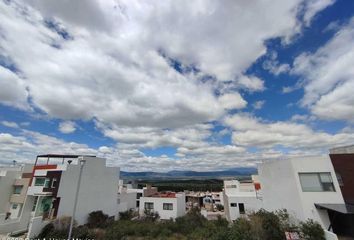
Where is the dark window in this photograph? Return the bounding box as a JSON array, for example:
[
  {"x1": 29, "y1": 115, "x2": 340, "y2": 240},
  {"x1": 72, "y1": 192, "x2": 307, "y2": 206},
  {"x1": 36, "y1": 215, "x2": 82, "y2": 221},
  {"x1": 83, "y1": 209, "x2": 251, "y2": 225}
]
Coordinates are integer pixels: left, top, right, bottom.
[
  {"x1": 230, "y1": 203, "x2": 237, "y2": 207},
  {"x1": 34, "y1": 177, "x2": 45, "y2": 186},
  {"x1": 299, "y1": 172, "x2": 335, "y2": 192},
  {"x1": 163, "y1": 203, "x2": 173, "y2": 210},
  {"x1": 51, "y1": 178, "x2": 58, "y2": 188},
  {"x1": 13, "y1": 186, "x2": 23, "y2": 194},
  {"x1": 144, "y1": 202, "x2": 154, "y2": 210},
  {"x1": 239, "y1": 203, "x2": 245, "y2": 214}
]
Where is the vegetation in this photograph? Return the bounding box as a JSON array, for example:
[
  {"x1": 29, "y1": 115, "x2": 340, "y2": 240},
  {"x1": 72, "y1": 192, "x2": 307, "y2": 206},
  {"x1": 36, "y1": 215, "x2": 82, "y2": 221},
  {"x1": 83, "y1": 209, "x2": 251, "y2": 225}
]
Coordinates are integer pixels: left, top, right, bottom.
[{"x1": 37, "y1": 209, "x2": 325, "y2": 240}]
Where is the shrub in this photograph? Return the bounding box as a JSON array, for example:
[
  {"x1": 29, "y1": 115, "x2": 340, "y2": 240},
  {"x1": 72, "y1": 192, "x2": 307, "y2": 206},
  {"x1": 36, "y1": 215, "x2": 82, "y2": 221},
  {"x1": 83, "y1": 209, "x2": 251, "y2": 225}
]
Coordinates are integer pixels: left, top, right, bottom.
[
  {"x1": 87, "y1": 210, "x2": 110, "y2": 228},
  {"x1": 216, "y1": 204, "x2": 224, "y2": 211},
  {"x1": 119, "y1": 209, "x2": 135, "y2": 220},
  {"x1": 229, "y1": 218, "x2": 255, "y2": 240},
  {"x1": 252, "y1": 209, "x2": 285, "y2": 240},
  {"x1": 300, "y1": 219, "x2": 325, "y2": 240},
  {"x1": 142, "y1": 209, "x2": 160, "y2": 222}
]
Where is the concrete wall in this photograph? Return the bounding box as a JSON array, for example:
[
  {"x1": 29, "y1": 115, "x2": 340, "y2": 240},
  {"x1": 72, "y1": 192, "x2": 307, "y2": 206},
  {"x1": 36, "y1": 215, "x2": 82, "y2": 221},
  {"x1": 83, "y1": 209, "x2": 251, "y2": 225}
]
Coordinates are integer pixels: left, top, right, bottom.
[
  {"x1": 27, "y1": 216, "x2": 51, "y2": 239},
  {"x1": 139, "y1": 193, "x2": 186, "y2": 220},
  {"x1": 57, "y1": 156, "x2": 119, "y2": 225},
  {"x1": 291, "y1": 156, "x2": 344, "y2": 229},
  {"x1": 0, "y1": 195, "x2": 35, "y2": 234},
  {"x1": 259, "y1": 156, "x2": 345, "y2": 229},
  {"x1": 0, "y1": 171, "x2": 20, "y2": 213},
  {"x1": 226, "y1": 194, "x2": 263, "y2": 221}
]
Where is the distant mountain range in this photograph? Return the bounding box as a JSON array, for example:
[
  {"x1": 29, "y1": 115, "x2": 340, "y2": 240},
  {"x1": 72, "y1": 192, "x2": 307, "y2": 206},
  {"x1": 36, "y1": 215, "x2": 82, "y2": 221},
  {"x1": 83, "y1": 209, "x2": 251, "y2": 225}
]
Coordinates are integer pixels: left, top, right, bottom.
[{"x1": 120, "y1": 167, "x2": 257, "y2": 179}]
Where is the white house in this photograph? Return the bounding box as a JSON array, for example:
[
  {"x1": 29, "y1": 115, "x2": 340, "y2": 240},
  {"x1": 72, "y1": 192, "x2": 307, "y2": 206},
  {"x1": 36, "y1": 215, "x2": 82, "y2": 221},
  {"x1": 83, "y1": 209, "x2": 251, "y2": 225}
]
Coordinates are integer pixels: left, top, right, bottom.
[
  {"x1": 0, "y1": 164, "x2": 34, "y2": 235},
  {"x1": 258, "y1": 156, "x2": 345, "y2": 230},
  {"x1": 139, "y1": 192, "x2": 186, "y2": 220},
  {"x1": 26, "y1": 154, "x2": 120, "y2": 237},
  {"x1": 223, "y1": 177, "x2": 262, "y2": 222}
]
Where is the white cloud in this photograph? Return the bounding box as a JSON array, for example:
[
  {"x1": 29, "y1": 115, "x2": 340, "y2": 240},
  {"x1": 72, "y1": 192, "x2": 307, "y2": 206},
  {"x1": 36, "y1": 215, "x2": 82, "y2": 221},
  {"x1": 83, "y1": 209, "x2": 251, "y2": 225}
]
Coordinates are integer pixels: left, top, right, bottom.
[
  {"x1": 1, "y1": 121, "x2": 19, "y2": 128},
  {"x1": 293, "y1": 17, "x2": 354, "y2": 122},
  {"x1": 302, "y1": 0, "x2": 336, "y2": 26},
  {"x1": 58, "y1": 121, "x2": 76, "y2": 134},
  {"x1": 0, "y1": 66, "x2": 28, "y2": 109},
  {"x1": 225, "y1": 114, "x2": 354, "y2": 149},
  {"x1": 218, "y1": 93, "x2": 247, "y2": 110},
  {"x1": 252, "y1": 100, "x2": 265, "y2": 110},
  {"x1": 262, "y1": 52, "x2": 290, "y2": 75},
  {"x1": 0, "y1": 0, "x2": 334, "y2": 128}
]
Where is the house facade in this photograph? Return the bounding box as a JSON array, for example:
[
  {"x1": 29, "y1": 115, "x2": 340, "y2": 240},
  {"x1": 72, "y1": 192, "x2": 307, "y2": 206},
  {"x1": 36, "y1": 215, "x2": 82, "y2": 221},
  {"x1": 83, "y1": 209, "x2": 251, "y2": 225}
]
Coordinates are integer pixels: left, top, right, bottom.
[
  {"x1": 139, "y1": 192, "x2": 186, "y2": 220},
  {"x1": 26, "y1": 154, "x2": 120, "y2": 237},
  {"x1": 0, "y1": 164, "x2": 34, "y2": 235},
  {"x1": 223, "y1": 177, "x2": 262, "y2": 221},
  {"x1": 258, "y1": 156, "x2": 345, "y2": 230}
]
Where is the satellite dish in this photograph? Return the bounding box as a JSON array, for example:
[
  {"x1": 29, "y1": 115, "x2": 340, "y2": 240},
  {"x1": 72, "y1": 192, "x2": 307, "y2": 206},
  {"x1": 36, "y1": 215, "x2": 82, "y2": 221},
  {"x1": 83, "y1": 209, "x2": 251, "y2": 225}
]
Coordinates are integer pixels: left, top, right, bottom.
[{"x1": 68, "y1": 160, "x2": 72, "y2": 164}]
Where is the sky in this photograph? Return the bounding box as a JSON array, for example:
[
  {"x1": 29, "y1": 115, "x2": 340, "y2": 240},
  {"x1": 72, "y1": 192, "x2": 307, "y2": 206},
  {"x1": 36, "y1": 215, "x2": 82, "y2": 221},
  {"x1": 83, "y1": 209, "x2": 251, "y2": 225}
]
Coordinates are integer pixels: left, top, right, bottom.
[{"x1": 0, "y1": 0, "x2": 354, "y2": 172}]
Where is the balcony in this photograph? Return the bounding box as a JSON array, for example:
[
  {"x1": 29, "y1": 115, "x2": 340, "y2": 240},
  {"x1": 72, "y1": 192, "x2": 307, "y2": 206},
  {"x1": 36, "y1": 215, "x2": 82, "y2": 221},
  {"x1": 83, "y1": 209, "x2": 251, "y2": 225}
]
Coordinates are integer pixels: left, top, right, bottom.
[{"x1": 27, "y1": 186, "x2": 53, "y2": 196}]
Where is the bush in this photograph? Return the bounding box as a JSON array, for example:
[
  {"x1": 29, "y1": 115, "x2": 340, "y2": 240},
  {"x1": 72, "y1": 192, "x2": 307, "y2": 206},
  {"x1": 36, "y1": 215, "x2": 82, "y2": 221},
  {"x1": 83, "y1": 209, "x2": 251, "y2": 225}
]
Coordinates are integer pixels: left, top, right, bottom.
[
  {"x1": 142, "y1": 209, "x2": 160, "y2": 222},
  {"x1": 300, "y1": 219, "x2": 325, "y2": 240},
  {"x1": 119, "y1": 209, "x2": 135, "y2": 220},
  {"x1": 229, "y1": 218, "x2": 255, "y2": 240},
  {"x1": 87, "y1": 210, "x2": 110, "y2": 228},
  {"x1": 252, "y1": 209, "x2": 285, "y2": 240},
  {"x1": 216, "y1": 204, "x2": 224, "y2": 211}
]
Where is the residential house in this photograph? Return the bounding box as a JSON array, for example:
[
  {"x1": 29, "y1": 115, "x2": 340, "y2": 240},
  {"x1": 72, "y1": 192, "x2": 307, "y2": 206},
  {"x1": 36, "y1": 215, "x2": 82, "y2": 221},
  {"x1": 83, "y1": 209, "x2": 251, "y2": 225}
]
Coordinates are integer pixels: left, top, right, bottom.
[{"x1": 139, "y1": 192, "x2": 186, "y2": 220}]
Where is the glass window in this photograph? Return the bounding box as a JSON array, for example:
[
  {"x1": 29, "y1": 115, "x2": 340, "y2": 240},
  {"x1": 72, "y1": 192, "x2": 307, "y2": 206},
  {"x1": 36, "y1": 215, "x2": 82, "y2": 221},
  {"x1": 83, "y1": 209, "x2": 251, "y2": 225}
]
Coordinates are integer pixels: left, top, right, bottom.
[
  {"x1": 239, "y1": 203, "x2": 245, "y2": 214},
  {"x1": 44, "y1": 179, "x2": 50, "y2": 188},
  {"x1": 163, "y1": 203, "x2": 173, "y2": 210},
  {"x1": 299, "y1": 172, "x2": 335, "y2": 192},
  {"x1": 51, "y1": 178, "x2": 58, "y2": 188},
  {"x1": 12, "y1": 204, "x2": 18, "y2": 209},
  {"x1": 34, "y1": 178, "x2": 45, "y2": 186},
  {"x1": 13, "y1": 186, "x2": 23, "y2": 194},
  {"x1": 230, "y1": 203, "x2": 237, "y2": 207},
  {"x1": 144, "y1": 202, "x2": 154, "y2": 210}
]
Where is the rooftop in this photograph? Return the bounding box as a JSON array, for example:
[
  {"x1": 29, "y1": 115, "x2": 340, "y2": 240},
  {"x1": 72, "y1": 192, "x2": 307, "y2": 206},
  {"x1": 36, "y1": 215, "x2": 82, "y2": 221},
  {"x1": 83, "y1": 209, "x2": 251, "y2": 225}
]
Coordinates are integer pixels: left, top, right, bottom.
[{"x1": 149, "y1": 192, "x2": 177, "y2": 198}]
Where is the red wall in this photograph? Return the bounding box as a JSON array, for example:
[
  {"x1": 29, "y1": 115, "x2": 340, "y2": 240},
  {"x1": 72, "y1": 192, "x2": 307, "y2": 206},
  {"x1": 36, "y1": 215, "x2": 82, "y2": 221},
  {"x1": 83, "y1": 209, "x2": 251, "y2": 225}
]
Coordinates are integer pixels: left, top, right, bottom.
[{"x1": 329, "y1": 153, "x2": 354, "y2": 204}]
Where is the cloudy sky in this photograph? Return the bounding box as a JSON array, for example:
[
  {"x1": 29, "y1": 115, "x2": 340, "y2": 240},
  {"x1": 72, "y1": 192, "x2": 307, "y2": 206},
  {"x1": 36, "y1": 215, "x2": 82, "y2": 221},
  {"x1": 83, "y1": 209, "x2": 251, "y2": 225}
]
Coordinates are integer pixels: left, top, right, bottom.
[{"x1": 0, "y1": 0, "x2": 353, "y2": 171}]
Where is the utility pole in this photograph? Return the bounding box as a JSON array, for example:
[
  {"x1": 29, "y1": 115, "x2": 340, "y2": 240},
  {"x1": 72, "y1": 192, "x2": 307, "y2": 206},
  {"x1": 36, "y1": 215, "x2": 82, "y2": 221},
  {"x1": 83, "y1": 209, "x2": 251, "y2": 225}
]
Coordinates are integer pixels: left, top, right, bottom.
[{"x1": 68, "y1": 158, "x2": 86, "y2": 240}]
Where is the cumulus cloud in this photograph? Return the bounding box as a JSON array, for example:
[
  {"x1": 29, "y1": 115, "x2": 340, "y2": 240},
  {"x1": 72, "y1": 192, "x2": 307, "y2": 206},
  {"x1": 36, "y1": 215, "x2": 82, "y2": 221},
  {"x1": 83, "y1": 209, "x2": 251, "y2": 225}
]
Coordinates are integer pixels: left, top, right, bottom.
[
  {"x1": 0, "y1": 66, "x2": 28, "y2": 109},
  {"x1": 252, "y1": 100, "x2": 265, "y2": 110},
  {"x1": 58, "y1": 121, "x2": 76, "y2": 134},
  {"x1": 292, "y1": 17, "x2": 354, "y2": 122},
  {"x1": 0, "y1": 0, "x2": 340, "y2": 170},
  {"x1": 0, "y1": 0, "x2": 334, "y2": 128},
  {"x1": 218, "y1": 93, "x2": 247, "y2": 110},
  {"x1": 225, "y1": 114, "x2": 354, "y2": 149}
]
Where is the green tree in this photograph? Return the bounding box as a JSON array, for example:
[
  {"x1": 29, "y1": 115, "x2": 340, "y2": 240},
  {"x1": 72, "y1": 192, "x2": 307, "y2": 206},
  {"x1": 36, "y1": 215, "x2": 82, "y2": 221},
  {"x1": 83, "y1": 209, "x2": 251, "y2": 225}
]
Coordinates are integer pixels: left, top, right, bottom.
[{"x1": 300, "y1": 219, "x2": 325, "y2": 240}]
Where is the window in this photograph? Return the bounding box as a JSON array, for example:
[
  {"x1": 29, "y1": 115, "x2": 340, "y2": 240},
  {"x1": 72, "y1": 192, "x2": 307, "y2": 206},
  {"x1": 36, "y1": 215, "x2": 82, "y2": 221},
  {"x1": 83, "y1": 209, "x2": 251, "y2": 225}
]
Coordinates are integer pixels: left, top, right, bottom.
[
  {"x1": 12, "y1": 204, "x2": 18, "y2": 209},
  {"x1": 336, "y1": 172, "x2": 344, "y2": 187},
  {"x1": 163, "y1": 203, "x2": 173, "y2": 210},
  {"x1": 34, "y1": 178, "x2": 45, "y2": 186},
  {"x1": 230, "y1": 203, "x2": 237, "y2": 207},
  {"x1": 239, "y1": 203, "x2": 245, "y2": 214},
  {"x1": 144, "y1": 202, "x2": 154, "y2": 210},
  {"x1": 32, "y1": 196, "x2": 38, "y2": 212},
  {"x1": 44, "y1": 179, "x2": 50, "y2": 188},
  {"x1": 51, "y1": 178, "x2": 58, "y2": 188},
  {"x1": 299, "y1": 172, "x2": 335, "y2": 192},
  {"x1": 13, "y1": 186, "x2": 23, "y2": 194}
]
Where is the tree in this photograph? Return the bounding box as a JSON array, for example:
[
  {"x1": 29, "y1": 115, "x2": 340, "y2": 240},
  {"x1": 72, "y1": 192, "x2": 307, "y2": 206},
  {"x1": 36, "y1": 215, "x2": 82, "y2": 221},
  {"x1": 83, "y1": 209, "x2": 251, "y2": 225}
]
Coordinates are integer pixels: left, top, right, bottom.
[
  {"x1": 87, "y1": 210, "x2": 110, "y2": 228},
  {"x1": 300, "y1": 219, "x2": 325, "y2": 240}
]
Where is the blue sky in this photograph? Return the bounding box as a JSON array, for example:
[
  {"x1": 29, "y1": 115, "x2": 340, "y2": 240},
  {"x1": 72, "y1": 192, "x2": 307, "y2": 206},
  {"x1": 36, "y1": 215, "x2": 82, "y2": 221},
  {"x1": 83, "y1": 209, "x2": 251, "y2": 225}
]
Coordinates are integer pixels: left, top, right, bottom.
[{"x1": 0, "y1": 0, "x2": 353, "y2": 171}]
